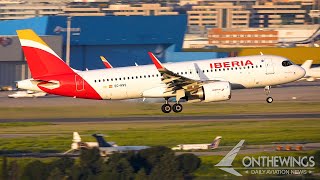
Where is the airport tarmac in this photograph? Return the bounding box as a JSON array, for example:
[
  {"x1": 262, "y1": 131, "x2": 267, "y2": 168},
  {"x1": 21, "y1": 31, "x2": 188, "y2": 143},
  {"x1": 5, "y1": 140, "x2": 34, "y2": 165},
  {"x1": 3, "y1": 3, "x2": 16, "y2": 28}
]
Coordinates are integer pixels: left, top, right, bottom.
[
  {"x1": 0, "y1": 113, "x2": 319, "y2": 123},
  {"x1": 0, "y1": 80, "x2": 319, "y2": 107}
]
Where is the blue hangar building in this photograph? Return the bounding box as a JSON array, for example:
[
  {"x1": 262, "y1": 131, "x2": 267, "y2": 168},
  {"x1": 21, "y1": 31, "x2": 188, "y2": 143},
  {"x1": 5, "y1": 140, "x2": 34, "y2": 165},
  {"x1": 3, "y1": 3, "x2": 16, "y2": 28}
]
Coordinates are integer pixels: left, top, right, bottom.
[{"x1": 0, "y1": 15, "x2": 227, "y2": 86}]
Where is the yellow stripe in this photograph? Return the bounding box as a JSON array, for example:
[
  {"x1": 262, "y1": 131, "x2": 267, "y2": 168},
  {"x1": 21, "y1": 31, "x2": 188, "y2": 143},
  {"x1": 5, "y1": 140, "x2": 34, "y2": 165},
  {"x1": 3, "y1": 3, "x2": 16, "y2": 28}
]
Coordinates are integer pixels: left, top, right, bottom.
[{"x1": 16, "y1": 29, "x2": 49, "y2": 48}]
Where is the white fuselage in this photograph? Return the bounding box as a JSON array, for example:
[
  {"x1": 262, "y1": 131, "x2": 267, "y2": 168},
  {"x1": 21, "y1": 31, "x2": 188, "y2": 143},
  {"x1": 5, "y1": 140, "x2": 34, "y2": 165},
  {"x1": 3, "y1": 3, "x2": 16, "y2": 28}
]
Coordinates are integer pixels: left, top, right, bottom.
[
  {"x1": 77, "y1": 55, "x2": 304, "y2": 100},
  {"x1": 172, "y1": 144, "x2": 212, "y2": 150},
  {"x1": 99, "y1": 146, "x2": 150, "y2": 156}
]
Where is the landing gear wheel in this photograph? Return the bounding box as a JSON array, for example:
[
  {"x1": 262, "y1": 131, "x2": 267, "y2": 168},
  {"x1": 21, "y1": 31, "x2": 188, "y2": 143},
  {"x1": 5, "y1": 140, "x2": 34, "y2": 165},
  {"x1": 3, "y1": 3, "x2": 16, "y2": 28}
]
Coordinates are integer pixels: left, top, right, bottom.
[
  {"x1": 172, "y1": 103, "x2": 183, "y2": 113},
  {"x1": 266, "y1": 97, "x2": 273, "y2": 103},
  {"x1": 161, "y1": 104, "x2": 172, "y2": 113}
]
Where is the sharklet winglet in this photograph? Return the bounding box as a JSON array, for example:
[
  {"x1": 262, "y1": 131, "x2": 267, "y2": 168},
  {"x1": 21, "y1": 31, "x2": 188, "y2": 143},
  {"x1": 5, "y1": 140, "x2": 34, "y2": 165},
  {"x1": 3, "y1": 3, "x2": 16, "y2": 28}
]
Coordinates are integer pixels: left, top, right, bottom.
[{"x1": 148, "y1": 52, "x2": 164, "y2": 69}]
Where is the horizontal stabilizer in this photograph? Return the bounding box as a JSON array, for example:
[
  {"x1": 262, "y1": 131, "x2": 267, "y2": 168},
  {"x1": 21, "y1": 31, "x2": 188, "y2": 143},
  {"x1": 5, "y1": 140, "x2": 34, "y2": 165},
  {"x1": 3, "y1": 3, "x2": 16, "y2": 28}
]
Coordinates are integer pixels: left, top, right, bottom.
[{"x1": 31, "y1": 80, "x2": 60, "y2": 90}]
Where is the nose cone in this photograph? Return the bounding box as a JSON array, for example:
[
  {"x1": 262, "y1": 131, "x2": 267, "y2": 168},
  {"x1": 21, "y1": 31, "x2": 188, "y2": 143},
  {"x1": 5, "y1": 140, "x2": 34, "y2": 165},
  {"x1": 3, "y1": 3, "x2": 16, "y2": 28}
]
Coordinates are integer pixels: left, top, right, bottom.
[{"x1": 295, "y1": 65, "x2": 306, "y2": 80}]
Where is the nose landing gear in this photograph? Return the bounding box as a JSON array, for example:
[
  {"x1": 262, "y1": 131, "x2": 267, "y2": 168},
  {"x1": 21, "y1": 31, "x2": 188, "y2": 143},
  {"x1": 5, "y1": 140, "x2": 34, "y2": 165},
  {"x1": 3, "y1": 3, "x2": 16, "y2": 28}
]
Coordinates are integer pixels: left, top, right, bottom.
[
  {"x1": 264, "y1": 86, "x2": 273, "y2": 103},
  {"x1": 266, "y1": 96, "x2": 273, "y2": 103}
]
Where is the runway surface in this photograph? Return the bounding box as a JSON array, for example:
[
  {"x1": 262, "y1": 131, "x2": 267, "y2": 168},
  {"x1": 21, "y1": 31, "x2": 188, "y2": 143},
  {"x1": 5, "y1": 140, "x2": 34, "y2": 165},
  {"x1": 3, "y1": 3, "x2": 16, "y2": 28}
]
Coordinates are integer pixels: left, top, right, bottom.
[{"x1": 0, "y1": 113, "x2": 319, "y2": 123}]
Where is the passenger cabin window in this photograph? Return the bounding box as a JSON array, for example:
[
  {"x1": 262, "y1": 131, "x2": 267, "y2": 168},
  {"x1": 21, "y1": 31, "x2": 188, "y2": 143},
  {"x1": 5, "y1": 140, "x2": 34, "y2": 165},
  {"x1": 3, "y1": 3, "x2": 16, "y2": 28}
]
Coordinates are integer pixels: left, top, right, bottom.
[{"x1": 282, "y1": 60, "x2": 293, "y2": 67}]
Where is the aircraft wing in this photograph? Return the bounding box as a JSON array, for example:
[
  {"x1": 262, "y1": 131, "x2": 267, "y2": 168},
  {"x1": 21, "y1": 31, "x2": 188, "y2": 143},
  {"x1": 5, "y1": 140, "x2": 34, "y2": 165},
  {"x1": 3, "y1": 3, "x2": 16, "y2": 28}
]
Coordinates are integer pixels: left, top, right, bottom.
[{"x1": 148, "y1": 52, "x2": 205, "y2": 94}]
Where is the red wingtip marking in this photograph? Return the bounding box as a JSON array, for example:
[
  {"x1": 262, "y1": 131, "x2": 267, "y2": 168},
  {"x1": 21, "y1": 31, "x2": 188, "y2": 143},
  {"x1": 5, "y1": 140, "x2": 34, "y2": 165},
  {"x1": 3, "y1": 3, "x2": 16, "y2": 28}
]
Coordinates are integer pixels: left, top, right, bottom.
[{"x1": 148, "y1": 52, "x2": 163, "y2": 69}]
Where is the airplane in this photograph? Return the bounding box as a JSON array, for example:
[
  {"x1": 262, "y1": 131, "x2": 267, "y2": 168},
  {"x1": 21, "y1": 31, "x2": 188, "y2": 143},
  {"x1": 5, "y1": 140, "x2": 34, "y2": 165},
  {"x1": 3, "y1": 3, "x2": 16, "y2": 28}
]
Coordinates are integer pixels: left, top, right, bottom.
[
  {"x1": 300, "y1": 60, "x2": 320, "y2": 81},
  {"x1": 92, "y1": 133, "x2": 150, "y2": 156},
  {"x1": 172, "y1": 136, "x2": 222, "y2": 150},
  {"x1": 8, "y1": 90, "x2": 46, "y2": 98},
  {"x1": 16, "y1": 29, "x2": 305, "y2": 113},
  {"x1": 64, "y1": 132, "x2": 117, "y2": 154},
  {"x1": 100, "y1": 56, "x2": 113, "y2": 69}
]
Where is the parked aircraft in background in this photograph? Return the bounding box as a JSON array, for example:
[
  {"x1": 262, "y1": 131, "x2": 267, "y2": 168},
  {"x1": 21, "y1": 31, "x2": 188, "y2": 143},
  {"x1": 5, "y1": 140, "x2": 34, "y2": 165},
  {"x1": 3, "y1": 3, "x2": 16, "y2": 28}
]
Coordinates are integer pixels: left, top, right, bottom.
[
  {"x1": 92, "y1": 134, "x2": 149, "y2": 156},
  {"x1": 300, "y1": 60, "x2": 320, "y2": 81},
  {"x1": 172, "y1": 136, "x2": 222, "y2": 150},
  {"x1": 64, "y1": 132, "x2": 117, "y2": 154},
  {"x1": 16, "y1": 29, "x2": 305, "y2": 113},
  {"x1": 100, "y1": 56, "x2": 113, "y2": 69},
  {"x1": 8, "y1": 90, "x2": 46, "y2": 98}
]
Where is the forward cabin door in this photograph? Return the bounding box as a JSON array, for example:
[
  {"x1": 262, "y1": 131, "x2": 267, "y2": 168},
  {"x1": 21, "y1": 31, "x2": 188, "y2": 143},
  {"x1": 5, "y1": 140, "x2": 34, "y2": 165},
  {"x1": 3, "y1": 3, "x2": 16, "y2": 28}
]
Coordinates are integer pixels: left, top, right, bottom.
[{"x1": 264, "y1": 58, "x2": 274, "y2": 74}]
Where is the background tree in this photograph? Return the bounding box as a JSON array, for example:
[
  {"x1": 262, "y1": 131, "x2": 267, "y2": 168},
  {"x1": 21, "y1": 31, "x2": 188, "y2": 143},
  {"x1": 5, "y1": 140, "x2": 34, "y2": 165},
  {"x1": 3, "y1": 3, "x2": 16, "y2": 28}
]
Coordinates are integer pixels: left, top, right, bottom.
[
  {"x1": 8, "y1": 160, "x2": 19, "y2": 180},
  {"x1": 1, "y1": 156, "x2": 8, "y2": 180},
  {"x1": 49, "y1": 157, "x2": 75, "y2": 175},
  {"x1": 21, "y1": 160, "x2": 49, "y2": 180},
  {"x1": 149, "y1": 153, "x2": 182, "y2": 180},
  {"x1": 176, "y1": 153, "x2": 201, "y2": 176},
  {"x1": 79, "y1": 148, "x2": 103, "y2": 175},
  {"x1": 98, "y1": 158, "x2": 134, "y2": 180},
  {"x1": 70, "y1": 148, "x2": 103, "y2": 180},
  {"x1": 135, "y1": 168, "x2": 148, "y2": 180},
  {"x1": 47, "y1": 167, "x2": 64, "y2": 180},
  {"x1": 138, "y1": 146, "x2": 173, "y2": 174}
]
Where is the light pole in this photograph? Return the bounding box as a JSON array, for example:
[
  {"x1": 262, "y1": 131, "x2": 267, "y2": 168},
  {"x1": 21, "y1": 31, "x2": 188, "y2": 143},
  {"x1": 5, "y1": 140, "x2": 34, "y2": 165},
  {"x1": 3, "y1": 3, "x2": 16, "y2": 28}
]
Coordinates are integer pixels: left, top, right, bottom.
[{"x1": 66, "y1": 16, "x2": 72, "y2": 66}]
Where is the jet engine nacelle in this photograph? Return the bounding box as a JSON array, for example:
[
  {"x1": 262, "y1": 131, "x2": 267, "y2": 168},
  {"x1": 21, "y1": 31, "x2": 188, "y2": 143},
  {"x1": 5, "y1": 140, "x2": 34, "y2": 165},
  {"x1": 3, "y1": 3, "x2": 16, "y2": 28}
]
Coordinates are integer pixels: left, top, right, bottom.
[{"x1": 188, "y1": 81, "x2": 231, "y2": 102}]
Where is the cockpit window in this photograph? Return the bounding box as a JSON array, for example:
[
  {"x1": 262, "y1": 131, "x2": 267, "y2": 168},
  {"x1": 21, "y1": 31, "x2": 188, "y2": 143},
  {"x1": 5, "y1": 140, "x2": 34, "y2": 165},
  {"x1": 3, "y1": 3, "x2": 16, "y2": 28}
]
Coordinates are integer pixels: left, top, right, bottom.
[{"x1": 282, "y1": 60, "x2": 293, "y2": 67}]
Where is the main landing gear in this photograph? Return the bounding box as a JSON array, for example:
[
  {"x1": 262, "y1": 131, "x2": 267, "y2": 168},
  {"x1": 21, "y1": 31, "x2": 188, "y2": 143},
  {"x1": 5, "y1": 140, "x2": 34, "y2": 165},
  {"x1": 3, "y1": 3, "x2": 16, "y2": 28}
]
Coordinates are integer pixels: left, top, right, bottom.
[
  {"x1": 264, "y1": 86, "x2": 273, "y2": 103},
  {"x1": 161, "y1": 98, "x2": 183, "y2": 113}
]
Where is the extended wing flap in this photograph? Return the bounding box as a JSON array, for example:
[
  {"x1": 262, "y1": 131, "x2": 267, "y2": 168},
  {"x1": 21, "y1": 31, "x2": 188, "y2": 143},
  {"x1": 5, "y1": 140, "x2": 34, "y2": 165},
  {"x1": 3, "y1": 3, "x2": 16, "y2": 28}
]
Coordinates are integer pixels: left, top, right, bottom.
[{"x1": 148, "y1": 52, "x2": 204, "y2": 94}]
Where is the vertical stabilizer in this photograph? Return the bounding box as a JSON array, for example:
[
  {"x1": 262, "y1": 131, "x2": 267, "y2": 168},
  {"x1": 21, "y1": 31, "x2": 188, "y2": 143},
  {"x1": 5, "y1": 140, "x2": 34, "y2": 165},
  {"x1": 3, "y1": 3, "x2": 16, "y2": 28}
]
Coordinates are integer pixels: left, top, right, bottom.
[
  {"x1": 301, "y1": 60, "x2": 313, "y2": 70},
  {"x1": 16, "y1": 29, "x2": 74, "y2": 78},
  {"x1": 92, "y1": 134, "x2": 113, "y2": 147},
  {"x1": 210, "y1": 136, "x2": 222, "y2": 149},
  {"x1": 73, "y1": 132, "x2": 81, "y2": 143}
]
